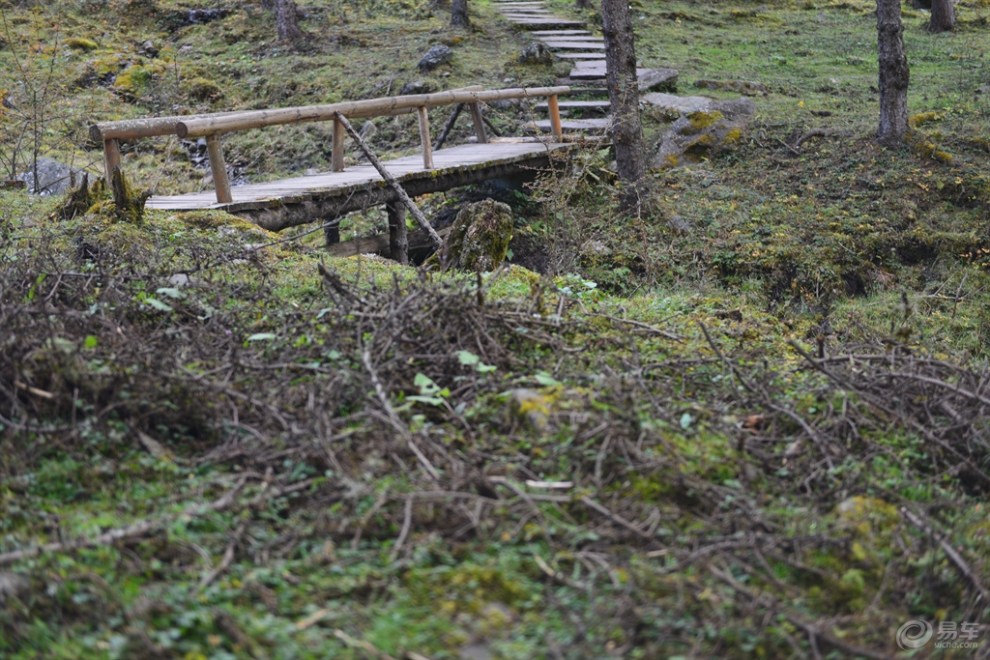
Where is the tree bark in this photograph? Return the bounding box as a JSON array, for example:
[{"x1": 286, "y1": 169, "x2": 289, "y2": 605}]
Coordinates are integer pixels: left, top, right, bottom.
[
  {"x1": 876, "y1": 0, "x2": 910, "y2": 145},
  {"x1": 263, "y1": 0, "x2": 303, "y2": 44},
  {"x1": 600, "y1": 0, "x2": 649, "y2": 213},
  {"x1": 451, "y1": 0, "x2": 469, "y2": 28},
  {"x1": 928, "y1": 0, "x2": 955, "y2": 32}
]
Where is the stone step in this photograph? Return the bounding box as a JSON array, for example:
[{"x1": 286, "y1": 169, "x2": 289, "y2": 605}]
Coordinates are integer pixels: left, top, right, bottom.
[
  {"x1": 545, "y1": 41, "x2": 606, "y2": 50},
  {"x1": 569, "y1": 65, "x2": 679, "y2": 92},
  {"x1": 514, "y1": 19, "x2": 587, "y2": 29},
  {"x1": 536, "y1": 100, "x2": 611, "y2": 113},
  {"x1": 554, "y1": 52, "x2": 607, "y2": 60},
  {"x1": 555, "y1": 82, "x2": 609, "y2": 95},
  {"x1": 529, "y1": 29, "x2": 593, "y2": 36},
  {"x1": 531, "y1": 118, "x2": 612, "y2": 132}
]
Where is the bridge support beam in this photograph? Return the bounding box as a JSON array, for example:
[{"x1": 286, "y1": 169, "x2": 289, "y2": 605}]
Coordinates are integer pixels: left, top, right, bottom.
[{"x1": 387, "y1": 201, "x2": 409, "y2": 264}]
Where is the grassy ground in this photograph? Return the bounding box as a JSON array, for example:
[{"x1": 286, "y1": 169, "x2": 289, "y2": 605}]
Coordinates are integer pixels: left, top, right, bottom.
[{"x1": 2, "y1": 0, "x2": 990, "y2": 658}]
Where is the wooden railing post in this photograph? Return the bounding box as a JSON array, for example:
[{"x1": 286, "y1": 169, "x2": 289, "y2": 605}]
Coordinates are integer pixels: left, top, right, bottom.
[
  {"x1": 468, "y1": 102, "x2": 487, "y2": 144},
  {"x1": 332, "y1": 116, "x2": 346, "y2": 172},
  {"x1": 417, "y1": 106, "x2": 434, "y2": 170},
  {"x1": 205, "y1": 134, "x2": 232, "y2": 204},
  {"x1": 103, "y1": 139, "x2": 121, "y2": 187},
  {"x1": 547, "y1": 94, "x2": 563, "y2": 140}
]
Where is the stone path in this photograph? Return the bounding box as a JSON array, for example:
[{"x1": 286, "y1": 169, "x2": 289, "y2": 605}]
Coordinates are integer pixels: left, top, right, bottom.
[{"x1": 493, "y1": 0, "x2": 678, "y2": 135}]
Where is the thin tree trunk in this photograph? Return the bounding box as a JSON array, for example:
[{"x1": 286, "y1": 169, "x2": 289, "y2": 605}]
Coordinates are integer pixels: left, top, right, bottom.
[
  {"x1": 601, "y1": 0, "x2": 649, "y2": 213},
  {"x1": 451, "y1": 0, "x2": 469, "y2": 28},
  {"x1": 264, "y1": 0, "x2": 303, "y2": 44},
  {"x1": 928, "y1": 0, "x2": 955, "y2": 32},
  {"x1": 876, "y1": 0, "x2": 909, "y2": 145}
]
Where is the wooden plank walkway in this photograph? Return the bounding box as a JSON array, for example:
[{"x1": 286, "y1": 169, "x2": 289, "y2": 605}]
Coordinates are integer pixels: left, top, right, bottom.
[
  {"x1": 494, "y1": 0, "x2": 679, "y2": 136},
  {"x1": 146, "y1": 141, "x2": 573, "y2": 230}
]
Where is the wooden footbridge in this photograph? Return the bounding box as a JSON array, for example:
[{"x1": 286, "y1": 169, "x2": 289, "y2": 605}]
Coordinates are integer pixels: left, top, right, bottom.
[{"x1": 90, "y1": 86, "x2": 576, "y2": 260}]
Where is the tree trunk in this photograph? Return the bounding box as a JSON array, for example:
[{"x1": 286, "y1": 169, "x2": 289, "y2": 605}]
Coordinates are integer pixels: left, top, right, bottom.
[
  {"x1": 876, "y1": 0, "x2": 909, "y2": 145},
  {"x1": 575, "y1": 0, "x2": 591, "y2": 8},
  {"x1": 600, "y1": 0, "x2": 649, "y2": 213},
  {"x1": 263, "y1": 0, "x2": 303, "y2": 44},
  {"x1": 928, "y1": 0, "x2": 955, "y2": 32},
  {"x1": 451, "y1": 0, "x2": 469, "y2": 28}
]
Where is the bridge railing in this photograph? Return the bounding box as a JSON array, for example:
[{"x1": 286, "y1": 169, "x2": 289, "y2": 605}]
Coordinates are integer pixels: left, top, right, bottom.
[{"x1": 90, "y1": 85, "x2": 570, "y2": 205}]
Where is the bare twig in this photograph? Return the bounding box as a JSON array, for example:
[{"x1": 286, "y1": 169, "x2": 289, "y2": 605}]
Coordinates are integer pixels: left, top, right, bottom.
[
  {"x1": 0, "y1": 477, "x2": 243, "y2": 566},
  {"x1": 901, "y1": 507, "x2": 990, "y2": 605},
  {"x1": 388, "y1": 496, "x2": 414, "y2": 562}
]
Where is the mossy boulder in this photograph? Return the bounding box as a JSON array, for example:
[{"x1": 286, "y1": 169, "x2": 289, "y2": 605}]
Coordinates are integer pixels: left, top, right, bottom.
[
  {"x1": 66, "y1": 37, "x2": 99, "y2": 51},
  {"x1": 439, "y1": 199, "x2": 513, "y2": 272},
  {"x1": 113, "y1": 61, "x2": 167, "y2": 101},
  {"x1": 653, "y1": 98, "x2": 755, "y2": 169}
]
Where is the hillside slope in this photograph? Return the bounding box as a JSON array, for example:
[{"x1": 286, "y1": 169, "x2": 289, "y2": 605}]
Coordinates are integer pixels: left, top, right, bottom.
[{"x1": 2, "y1": 0, "x2": 989, "y2": 657}]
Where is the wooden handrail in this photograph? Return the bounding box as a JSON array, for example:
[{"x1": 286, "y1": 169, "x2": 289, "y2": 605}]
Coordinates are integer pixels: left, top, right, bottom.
[
  {"x1": 89, "y1": 110, "x2": 246, "y2": 142},
  {"x1": 89, "y1": 85, "x2": 570, "y2": 203},
  {"x1": 174, "y1": 86, "x2": 571, "y2": 138}
]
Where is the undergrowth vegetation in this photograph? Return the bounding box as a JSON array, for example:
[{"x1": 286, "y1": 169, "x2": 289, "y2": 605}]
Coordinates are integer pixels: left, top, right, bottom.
[{"x1": 2, "y1": 0, "x2": 990, "y2": 657}]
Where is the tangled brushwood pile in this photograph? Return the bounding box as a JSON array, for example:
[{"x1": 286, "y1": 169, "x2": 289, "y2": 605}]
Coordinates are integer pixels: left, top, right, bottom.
[{"x1": 1, "y1": 211, "x2": 988, "y2": 657}]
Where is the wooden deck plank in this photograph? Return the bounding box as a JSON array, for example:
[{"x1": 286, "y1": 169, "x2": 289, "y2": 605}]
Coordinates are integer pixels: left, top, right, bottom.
[{"x1": 146, "y1": 142, "x2": 572, "y2": 213}]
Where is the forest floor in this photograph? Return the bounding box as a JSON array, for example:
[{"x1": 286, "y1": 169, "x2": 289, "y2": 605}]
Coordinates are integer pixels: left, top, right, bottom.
[{"x1": 2, "y1": 0, "x2": 990, "y2": 657}]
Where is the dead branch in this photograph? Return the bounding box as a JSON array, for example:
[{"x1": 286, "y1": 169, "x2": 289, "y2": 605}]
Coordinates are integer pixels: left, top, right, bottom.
[
  {"x1": 900, "y1": 507, "x2": 990, "y2": 605},
  {"x1": 335, "y1": 112, "x2": 441, "y2": 246}
]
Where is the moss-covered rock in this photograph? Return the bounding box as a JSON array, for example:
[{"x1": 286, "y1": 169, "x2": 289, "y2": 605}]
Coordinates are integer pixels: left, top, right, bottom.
[
  {"x1": 653, "y1": 99, "x2": 755, "y2": 169},
  {"x1": 439, "y1": 199, "x2": 513, "y2": 272},
  {"x1": 186, "y1": 77, "x2": 224, "y2": 103},
  {"x1": 65, "y1": 37, "x2": 99, "y2": 51}
]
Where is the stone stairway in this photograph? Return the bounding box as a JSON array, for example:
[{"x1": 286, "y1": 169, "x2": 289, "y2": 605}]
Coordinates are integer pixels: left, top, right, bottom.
[{"x1": 493, "y1": 0, "x2": 678, "y2": 135}]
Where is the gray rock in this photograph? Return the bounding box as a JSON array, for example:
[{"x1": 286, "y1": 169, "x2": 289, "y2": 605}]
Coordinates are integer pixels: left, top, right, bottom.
[
  {"x1": 19, "y1": 158, "x2": 88, "y2": 196},
  {"x1": 139, "y1": 39, "x2": 158, "y2": 57},
  {"x1": 400, "y1": 80, "x2": 433, "y2": 95},
  {"x1": 637, "y1": 67, "x2": 679, "y2": 92},
  {"x1": 417, "y1": 44, "x2": 453, "y2": 72},
  {"x1": 668, "y1": 214, "x2": 691, "y2": 233},
  {"x1": 653, "y1": 99, "x2": 755, "y2": 169},
  {"x1": 0, "y1": 572, "x2": 29, "y2": 605},
  {"x1": 519, "y1": 42, "x2": 552, "y2": 65},
  {"x1": 642, "y1": 93, "x2": 714, "y2": 117},
  {"x1": 168, "y1": 273, "x2": 193, "y2": 288}
]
